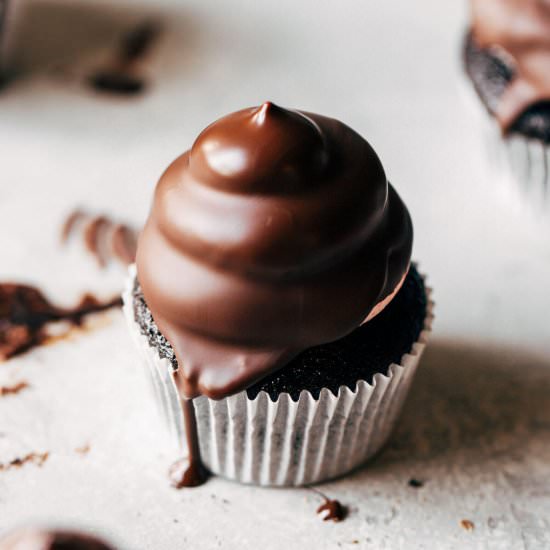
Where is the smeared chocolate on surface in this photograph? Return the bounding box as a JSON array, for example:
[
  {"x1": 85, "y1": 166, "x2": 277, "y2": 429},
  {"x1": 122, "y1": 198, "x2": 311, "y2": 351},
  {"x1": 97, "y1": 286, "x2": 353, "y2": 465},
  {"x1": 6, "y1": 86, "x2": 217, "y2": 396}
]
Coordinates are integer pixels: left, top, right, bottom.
[
  {"x1": 0, "y1": 451, "x2": 48, "y2": 472},
  {"x1": 62, "y1": 209, "x2": 137, "y2": 267},
  {"x1": 0, "y1": 283, "x2": 121, "y2": 360}
]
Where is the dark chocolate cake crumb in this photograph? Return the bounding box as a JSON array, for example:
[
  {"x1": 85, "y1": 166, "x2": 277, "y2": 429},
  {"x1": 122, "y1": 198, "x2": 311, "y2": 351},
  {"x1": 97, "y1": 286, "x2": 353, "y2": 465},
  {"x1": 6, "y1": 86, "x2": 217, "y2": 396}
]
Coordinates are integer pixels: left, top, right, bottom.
[
  {"x1": 408, "y1": 478, "x2": 424, "y2": 488},
  {"x1": 133, "y1": 265, "x2": 427, "y2": 401},
  {"x1": 464, "y1": 33, "x2": 550, "y2": 144}
]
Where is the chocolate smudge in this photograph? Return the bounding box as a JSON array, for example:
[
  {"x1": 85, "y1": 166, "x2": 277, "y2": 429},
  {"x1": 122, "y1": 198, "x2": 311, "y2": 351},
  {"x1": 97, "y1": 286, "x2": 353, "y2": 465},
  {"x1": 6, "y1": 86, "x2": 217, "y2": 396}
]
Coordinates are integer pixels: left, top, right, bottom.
[
  {"x1": 0, "y1": 380, "x2": 29, "y2": 397},
  {"x1": 308, "y1": 487, "x2": 348, "y2": 522},
  {"x1": 89, "y1": 20, "x2": 160, "y2": 96},
  {"x1": 0, "y1": 283, "x2": 122, "y2": 361},
  {"x1": 61, "y1": 209, "x2": 138, "y2": 268},
  {"x1": 0, "y1": 451, "x2": 49, "y2": 471}
]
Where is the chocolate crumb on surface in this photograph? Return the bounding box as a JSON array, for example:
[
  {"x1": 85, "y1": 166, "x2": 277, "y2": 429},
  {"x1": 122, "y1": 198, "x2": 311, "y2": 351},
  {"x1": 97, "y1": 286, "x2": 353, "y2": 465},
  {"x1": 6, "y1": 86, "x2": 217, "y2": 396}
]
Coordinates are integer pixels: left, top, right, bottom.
[
  {"x1": 132, "y1": 265, "x2": 427, "y2": 401},
  {"x1": 408, "y1": 478, "x2": 424, "y2": 488},
  {"x1": 0, "y1": 451, "x2": 49, "y2": 472},
  {"x1": 0, "y1": 283, "x2": 121, "y2": 361},
  {"x1": 461, "y1": 519, "x2": 475, "y2": 531},
  {"x1": 317, "y1": 498, "x2": 347, "y2": 522},
  {"x1": 0, "y1": 380, "x2": 29, "y2": 397}
]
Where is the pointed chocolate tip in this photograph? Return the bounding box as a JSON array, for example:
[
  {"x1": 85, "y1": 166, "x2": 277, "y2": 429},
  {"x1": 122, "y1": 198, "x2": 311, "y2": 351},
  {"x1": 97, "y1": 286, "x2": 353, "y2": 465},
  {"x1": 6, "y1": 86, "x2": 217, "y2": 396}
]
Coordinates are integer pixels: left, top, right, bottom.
[{"x1": 254, "y1": 101, "x2": 279, "y2": 124}]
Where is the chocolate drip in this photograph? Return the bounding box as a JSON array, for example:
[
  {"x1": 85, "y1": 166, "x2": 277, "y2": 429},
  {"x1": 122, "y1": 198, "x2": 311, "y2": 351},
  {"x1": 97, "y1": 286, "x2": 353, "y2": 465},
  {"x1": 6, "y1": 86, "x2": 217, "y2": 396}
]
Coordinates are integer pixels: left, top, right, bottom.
[
  {"x1": 168, "y1": 381, "x2": 209, "y2": 488},
  {"x1": 470, "y1": 0, "x2": 550, "y2": 130},
  {"x1": 137, "y1": 102, "x2": 412, "y2": 400},
  {"x1": 62, "y1": 210, "x2": 137, "y2": 267},
  {"x1": 0, "y1": 283, "x2": 121, "y2": 360}
]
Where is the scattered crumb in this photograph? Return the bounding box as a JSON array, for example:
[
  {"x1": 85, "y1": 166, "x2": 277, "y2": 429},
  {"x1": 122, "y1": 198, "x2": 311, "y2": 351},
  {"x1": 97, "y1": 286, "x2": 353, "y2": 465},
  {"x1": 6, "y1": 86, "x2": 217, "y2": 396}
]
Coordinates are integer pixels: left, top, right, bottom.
[
  {"x1": 317, "y1": 498, "x2": 348, "y2": 522},
  {"x1": 408, "y1": 478, "x2": 424, "y2": 488},
  {"x1": 0, "y1": 451, "x2": 49, "y2": 471},
  {"x1": 461, "y1": 519, "x2": 475, "y2": 531},
  {"x1": 75, "y1": 444, "x2": 90, "y2": 456},
  {"x1": 0, "y1": 381, "x2": 29, "y2": 397}
]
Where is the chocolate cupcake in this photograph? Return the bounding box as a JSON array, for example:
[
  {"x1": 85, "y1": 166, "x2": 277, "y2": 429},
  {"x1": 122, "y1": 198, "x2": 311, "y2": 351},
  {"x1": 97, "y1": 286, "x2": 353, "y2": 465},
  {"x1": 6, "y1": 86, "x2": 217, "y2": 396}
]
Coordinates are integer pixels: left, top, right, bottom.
[
  {"x1": 464, "y1": 0, "x2": 550, "y2": 213},
  {"x1": 123, "y1": 102, "x2": 433, "y2": 486}
]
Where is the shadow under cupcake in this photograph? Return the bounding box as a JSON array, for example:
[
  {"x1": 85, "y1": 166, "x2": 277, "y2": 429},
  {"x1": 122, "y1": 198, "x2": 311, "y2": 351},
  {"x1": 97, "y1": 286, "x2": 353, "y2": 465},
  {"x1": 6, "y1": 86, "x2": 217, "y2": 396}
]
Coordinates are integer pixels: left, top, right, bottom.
[{"x1": 123, "y1": 102, "x2": 433, "y2": 487}]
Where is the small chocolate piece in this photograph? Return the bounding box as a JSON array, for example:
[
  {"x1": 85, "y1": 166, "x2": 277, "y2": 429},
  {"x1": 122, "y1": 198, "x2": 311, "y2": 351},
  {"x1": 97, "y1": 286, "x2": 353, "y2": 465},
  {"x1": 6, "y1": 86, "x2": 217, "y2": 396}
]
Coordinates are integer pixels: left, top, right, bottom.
[
  {"x1": 408, "y1": 478, "x2": 424, "y2": 488},
  {"x1": 0, "y1": 529, "x2": 114, "y2": 550},
  {"x1": 88, "y1": 20, "x2": 160, "y2": 96},
  {"x1": 317, "y1": 498, "x2": 347, "y2": 522},
  {"x1": 308, "y1": 488, "x2": 347, "y2": 522},
  {"x1": 0, "y1": 283, "x2": 121, "y2": 360}
]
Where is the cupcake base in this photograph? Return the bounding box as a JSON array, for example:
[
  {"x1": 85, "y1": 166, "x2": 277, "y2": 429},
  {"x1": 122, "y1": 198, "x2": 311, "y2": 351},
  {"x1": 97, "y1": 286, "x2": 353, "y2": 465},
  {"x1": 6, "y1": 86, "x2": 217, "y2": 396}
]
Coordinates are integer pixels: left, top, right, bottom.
[{"x1": 123, "y1": 265, "x2": 433, "y2": 486}]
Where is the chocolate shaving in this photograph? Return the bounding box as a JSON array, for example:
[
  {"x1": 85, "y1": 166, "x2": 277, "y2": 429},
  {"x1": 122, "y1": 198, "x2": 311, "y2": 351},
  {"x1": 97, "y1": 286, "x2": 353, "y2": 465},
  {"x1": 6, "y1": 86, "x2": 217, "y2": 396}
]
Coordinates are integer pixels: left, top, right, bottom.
[
  {"x1": 111, "y1": 224, "x2": 138, "y2": 265},
  {"x1": 0, "y1": 451, "x2": 49, "y2": 471},
  {"x1": 0, "y1": 283, "x2": 121, "y2": 361},
  {"x1": 61, "y1": 209, "x2": 138, "y2": 267},
  {"x1": 0, "y1": 381, "x2": 29, "y2": 397},
  {"x1": 84, "y1": 216, "x2": 111, "y2": 267}
]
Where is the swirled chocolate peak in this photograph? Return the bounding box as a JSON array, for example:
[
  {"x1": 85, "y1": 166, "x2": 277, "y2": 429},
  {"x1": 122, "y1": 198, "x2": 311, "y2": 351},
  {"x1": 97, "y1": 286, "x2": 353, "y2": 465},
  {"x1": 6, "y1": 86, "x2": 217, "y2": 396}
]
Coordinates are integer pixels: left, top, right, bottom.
[{"x1": 137, "y1": 102, "x2": 413, "y2": 399}]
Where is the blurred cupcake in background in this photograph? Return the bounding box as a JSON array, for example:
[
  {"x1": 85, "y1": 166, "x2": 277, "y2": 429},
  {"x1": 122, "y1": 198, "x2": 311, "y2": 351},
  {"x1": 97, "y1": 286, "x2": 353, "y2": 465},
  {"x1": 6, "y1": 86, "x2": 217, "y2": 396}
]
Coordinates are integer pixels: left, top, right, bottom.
[
  {"x1": 124, "y1": 102, "x2": 433, "y2": 487},
  {"x1": 0, "y1": 528, "x2": 115, "y2": 550},
  {"x1": 463, "y1": 0, "x2": 550, "y2": 215}
]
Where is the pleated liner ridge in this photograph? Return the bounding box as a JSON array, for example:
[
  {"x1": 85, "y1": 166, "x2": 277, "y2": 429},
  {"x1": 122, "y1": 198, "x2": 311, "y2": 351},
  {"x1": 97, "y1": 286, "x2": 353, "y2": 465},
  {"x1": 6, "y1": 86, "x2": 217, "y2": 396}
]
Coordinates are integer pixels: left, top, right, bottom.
[{"x1": 123, "y1": 265, "x2": 434, "y2": 487}]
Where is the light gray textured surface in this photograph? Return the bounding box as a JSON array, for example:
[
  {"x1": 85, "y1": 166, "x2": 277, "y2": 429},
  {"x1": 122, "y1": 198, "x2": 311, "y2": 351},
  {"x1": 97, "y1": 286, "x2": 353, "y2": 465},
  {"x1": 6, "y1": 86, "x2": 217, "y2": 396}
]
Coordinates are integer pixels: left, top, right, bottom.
[{"x1": 1, "y1": 0, "x2": 550, "y2": 548}]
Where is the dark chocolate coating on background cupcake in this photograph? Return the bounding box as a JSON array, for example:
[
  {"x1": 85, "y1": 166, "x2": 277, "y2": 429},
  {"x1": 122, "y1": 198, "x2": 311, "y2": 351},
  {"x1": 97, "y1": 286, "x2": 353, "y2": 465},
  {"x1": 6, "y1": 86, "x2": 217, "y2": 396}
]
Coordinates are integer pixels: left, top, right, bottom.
[
  {"x1": 0, "y1": 529, "x2": 114, "y2": 550},
  {"x1": 464, "y1": 0, "x2": 550, "y2": 143},
  {"x1": 136, "y1": 102, "x2": 413, "y2": 399}
]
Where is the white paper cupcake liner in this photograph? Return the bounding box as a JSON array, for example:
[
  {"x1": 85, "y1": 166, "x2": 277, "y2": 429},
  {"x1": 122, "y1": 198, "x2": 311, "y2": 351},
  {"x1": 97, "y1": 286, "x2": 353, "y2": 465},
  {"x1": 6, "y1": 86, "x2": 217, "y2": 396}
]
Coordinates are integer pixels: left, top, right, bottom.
[
  {"x1": 461, "y1": 77, "x2": 550, "y2": 217},
  {"x1": 123, "y1": 265, "x2": 433, "y2": 487}
]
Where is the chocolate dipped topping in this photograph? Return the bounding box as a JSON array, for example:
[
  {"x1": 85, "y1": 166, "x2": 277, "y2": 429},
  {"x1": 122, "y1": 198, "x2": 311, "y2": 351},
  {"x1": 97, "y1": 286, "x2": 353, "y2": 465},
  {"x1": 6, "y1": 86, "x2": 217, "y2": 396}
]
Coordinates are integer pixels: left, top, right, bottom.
[
  {"x1": 137, "y1": 102, "x2": 412, "y2": 399},
  {"x1": 470, "y1": 0, "x2": 550, "y2": 131}
]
